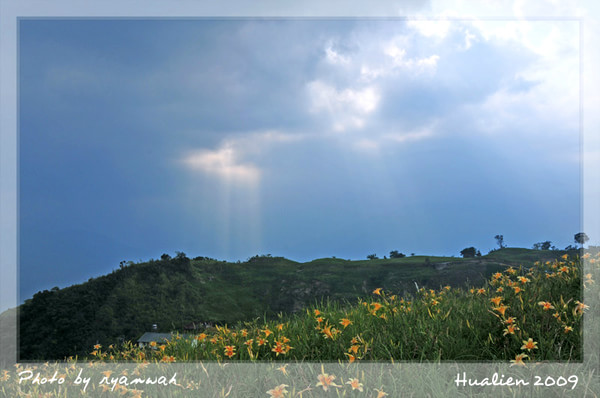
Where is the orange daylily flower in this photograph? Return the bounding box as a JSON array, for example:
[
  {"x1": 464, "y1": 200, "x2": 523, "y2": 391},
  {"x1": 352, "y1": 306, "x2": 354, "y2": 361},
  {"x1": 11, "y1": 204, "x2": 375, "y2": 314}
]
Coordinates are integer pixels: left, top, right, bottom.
[
  {"x1": 503, "y1": 324, "x2": 519, "y2": 336},
  {"x1": 224, "y1": 345, "x2": 236, "y2": 358},
  {"x1": 340, "y1": 318, "x2": 353, "y2": 328},
  {"x1": 316, "y1": 369, "x2": 340, "y2": 391},
  {"x1": 574, "y1": 301, "x2": 589, "y2": 315},
  {"x1": 346, "y1": 378, "x2": 363, "y2": 391},
  {"x1": 521, "y1": 338, "x2": 538, "y2": 351},
  {"x1": 552, "y1": 312, "x2": 561, "y2": 320},
  {"x1": 267, "y1": 384, "x2": 288, "y2": 398},
  {"x1": 510, "y1": 353, "x2": 528, "y2": 366},
  {"x1": 373, "y1": 288, "x2": 382, "y2": 296},
  {"x1": 196, "y1": 333, "x2": 207, "y2": 342},
  {"x1": 538, "y1": 301, "x2": 555, "y2": 311},
  {"x1": 272, "y1": 343, "x2": 285, "y2": 356},
  {"x1": 322, "y1": 324, "x2": 336, "y2": 339},
  {"x1": 494, "y1": 305, "x2": 509, "y2": 316},
  {"x1": 490, "y1": 296, "x2": 503, "y2": 306}
]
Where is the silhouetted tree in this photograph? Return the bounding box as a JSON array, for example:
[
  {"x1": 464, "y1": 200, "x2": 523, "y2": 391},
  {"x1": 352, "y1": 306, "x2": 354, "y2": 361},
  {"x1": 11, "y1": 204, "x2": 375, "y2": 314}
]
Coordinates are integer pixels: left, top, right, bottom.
[
  {"x1": 460, "y1": 247, "x2": 477, "y2": 258},
  {"x1": 494, "y1": 235, "x2": 506, "y2": 249},
  {"x1": 574, "y1": 232, "x2": 589, "y2": 248},
  {"x1": 533, "y1": 241, "x2": 552, "y2": 250},
  {"x1": 175, "y1": 251, "x2": 188, "y2": 261},
  {"x1": 389, "y1": 250, "x2": 406, "y2": 259},
  {"x1": 366, "y1": 254, "x2": 378, "y2": 260}
]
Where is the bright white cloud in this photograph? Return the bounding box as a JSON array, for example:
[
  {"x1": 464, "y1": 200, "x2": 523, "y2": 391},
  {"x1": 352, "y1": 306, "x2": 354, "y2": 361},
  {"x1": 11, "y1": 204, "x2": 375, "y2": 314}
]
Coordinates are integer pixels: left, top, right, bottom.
[
  {"x1": 187, "y1": 17, "x2": 578, "y2": 183},
  {"x1": 383, "y1": 43, "x2": 407, "y2": 66},
  {"x1": 307, "y1": 80, "x2": 380, "y2": 132},
  {"x1": 352, "y1": 123, "x2": 438, "y2": 154},
  {"x1": 412, "y1": 54, "x2": 441, "y2": 69},
  {"x1": 374, "y1": 37, "x2": 442, "y2": 77},
  {"x1": 465, "y1": 19, "x2": 579, "y2": 137},
  {"x1": 359, "y1": 65, "x2": 386, "y2": 82},
  {"x1": 182, "y1": 146, "x2": 260, "y2": 184},
  {"x1": 462, "y1": 28, "x2": 477, "y2": 50},
  {"x1": 181, "y1": 130, "x2": 305, "y2": 184},
  {"x1": 325, "y1": 43, "x2": 350, "y2": 65},
  {"x1": 384, "y1": 124, "x2": 436, "y2": 143},
  {"x1": 407, "y1": 18, "x2": 452, "y2": 39}
]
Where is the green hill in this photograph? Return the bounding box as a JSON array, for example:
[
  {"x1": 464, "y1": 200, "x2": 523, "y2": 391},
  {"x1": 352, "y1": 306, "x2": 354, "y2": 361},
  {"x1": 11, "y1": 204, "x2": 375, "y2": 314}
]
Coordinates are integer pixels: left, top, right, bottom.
[{"x1": 17, "y1": 248, "x2": 578, "y2": 360}]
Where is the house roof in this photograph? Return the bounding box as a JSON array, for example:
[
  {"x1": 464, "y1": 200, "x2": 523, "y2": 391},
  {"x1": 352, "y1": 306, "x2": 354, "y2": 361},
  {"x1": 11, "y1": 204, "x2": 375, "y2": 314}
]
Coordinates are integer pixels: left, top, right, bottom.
[{"x1": 137, "y1": 332, "x2": 174, "y2": 343}]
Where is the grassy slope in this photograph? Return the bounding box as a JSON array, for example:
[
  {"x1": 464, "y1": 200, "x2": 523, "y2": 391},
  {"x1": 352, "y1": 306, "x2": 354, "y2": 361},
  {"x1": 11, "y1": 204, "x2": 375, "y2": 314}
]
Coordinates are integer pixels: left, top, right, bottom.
[
  {"x1": 17, "y1": 248, "x2": 578, "y2": 360},
  {"x1": 91, "y1": 253, "x2": 586, "y2": 363}
]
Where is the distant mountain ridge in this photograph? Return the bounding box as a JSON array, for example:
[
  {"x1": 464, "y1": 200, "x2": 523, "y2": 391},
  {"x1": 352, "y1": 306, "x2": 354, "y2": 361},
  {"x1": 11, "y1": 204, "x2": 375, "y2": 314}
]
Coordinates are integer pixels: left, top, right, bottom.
[{"x1": 17, "y1": 248, "x2": 578, "y2": 360}]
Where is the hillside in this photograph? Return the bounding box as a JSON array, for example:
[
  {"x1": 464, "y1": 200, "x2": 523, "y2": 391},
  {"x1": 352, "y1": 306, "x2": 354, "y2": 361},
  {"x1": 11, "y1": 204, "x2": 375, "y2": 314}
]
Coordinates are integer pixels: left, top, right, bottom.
[{"x1": 17, "y1": 248, "x2": 578, "y2": 360}]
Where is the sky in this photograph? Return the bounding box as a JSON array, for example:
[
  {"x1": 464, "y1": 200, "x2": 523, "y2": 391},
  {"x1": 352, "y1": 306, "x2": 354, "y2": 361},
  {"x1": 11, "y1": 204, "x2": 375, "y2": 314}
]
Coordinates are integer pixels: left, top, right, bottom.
[{"x1": 17, "y1": 16, "x2": 584, "y2": 303}]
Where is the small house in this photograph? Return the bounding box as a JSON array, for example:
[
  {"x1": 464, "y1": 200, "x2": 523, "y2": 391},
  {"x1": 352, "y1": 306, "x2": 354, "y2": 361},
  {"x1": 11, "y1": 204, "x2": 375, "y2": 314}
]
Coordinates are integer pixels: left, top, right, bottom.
[{"x1": 137, "y1": 332, "x2": 175, "y2": 348}]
